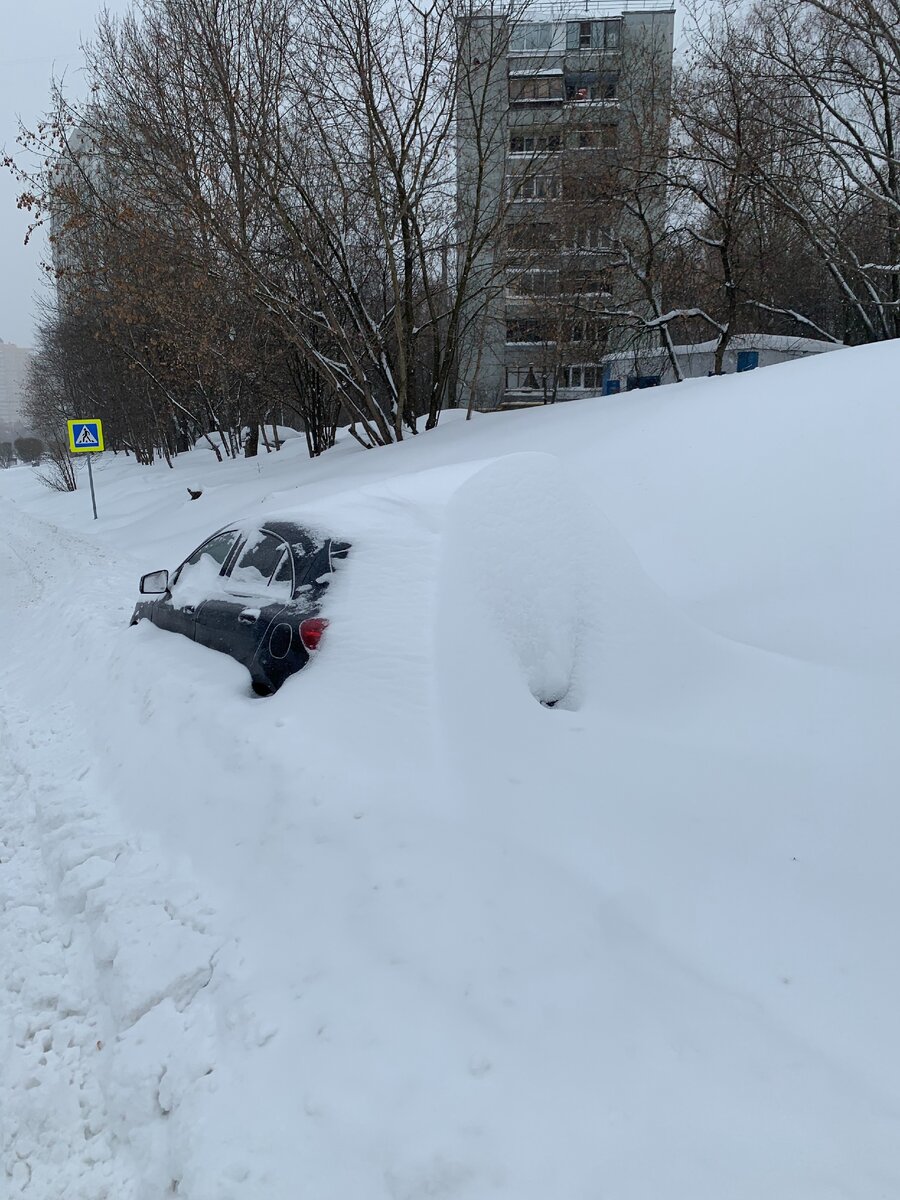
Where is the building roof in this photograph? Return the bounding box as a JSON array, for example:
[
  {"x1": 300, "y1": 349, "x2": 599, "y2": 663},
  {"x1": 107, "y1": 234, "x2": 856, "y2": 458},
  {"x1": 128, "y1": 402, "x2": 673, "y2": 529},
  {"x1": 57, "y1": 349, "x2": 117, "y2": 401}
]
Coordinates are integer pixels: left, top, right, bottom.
[
  {"x1": 602, "y1": 333, "x2": 843, "y2": 364},
  {"x1": 518, "y1": 0, "x2": 674, "y2": 16},
  {"x1": 671, "y1": 334, "x2": 842, "y2": 357}
]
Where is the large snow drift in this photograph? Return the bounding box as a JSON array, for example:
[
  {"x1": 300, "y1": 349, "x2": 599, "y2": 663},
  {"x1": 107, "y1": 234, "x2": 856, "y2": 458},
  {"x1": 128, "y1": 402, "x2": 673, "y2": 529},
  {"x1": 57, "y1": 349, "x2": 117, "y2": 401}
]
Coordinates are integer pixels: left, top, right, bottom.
[{"x1": 1, "y1": 342, "x2": 899, "y2": 1198}]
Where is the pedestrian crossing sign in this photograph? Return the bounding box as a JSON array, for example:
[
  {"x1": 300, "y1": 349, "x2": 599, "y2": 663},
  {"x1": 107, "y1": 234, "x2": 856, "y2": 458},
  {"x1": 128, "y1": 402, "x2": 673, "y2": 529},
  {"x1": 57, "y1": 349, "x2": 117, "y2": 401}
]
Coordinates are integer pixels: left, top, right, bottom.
[{"x1": 67, "y1": 419, "x2": 105, "y2": 453}]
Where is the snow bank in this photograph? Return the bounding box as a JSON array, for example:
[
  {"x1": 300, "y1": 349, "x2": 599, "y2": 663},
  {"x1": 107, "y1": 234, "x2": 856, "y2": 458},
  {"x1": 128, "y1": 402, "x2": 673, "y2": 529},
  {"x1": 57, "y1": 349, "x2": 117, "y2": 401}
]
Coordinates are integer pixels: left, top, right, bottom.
[
  {"x1": 2, "y1": 340, "x2": 900, "y2": 1198},
  {"x1": 192, "y1": 425, "x2": 304, "y2": 453}
]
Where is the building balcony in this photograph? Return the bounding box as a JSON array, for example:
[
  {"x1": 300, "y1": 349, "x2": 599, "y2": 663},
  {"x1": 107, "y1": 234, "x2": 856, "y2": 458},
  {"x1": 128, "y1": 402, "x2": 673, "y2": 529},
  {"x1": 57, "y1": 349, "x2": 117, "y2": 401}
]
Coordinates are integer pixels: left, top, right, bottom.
[{"x1": 566, "y1": 94, "x2": 619, "y2": 108}]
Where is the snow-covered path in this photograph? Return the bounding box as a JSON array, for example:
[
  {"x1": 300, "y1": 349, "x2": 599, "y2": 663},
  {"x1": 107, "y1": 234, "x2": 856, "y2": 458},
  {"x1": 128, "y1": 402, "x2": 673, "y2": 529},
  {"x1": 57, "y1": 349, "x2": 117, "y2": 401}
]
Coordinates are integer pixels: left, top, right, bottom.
[
  {"x1": 1, "y1": 508, "x2": 132, "y2": 1194},
  {"x1": 0, "y1": 507, "x2": 261, "y2": 1198},
  {"x1": 0, "y1": 699, "x2": 138, "y2": 1198}
]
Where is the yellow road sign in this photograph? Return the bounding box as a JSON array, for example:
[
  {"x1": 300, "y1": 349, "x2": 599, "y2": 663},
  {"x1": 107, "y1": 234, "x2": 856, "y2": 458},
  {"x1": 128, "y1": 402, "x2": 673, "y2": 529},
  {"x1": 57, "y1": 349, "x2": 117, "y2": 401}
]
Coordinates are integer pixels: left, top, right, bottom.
[{"x1": 67, "y1": 419, "x2": 105, "y2": 453}]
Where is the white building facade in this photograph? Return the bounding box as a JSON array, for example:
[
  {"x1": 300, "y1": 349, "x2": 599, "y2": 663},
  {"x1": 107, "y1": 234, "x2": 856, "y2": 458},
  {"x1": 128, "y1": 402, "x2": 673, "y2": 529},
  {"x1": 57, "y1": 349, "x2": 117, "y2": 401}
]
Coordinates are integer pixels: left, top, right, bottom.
[{"x1": 0, "y1": 339, "x2": 33, "y2": 440}]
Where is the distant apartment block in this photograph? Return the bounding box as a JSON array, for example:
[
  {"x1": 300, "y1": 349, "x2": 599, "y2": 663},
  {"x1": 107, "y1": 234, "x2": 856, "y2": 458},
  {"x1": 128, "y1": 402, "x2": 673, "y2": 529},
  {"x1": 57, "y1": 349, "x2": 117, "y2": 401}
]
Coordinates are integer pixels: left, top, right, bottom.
[
  {"x1": 50, "y1": 121, "x2": 104, "y2": 295},
  {"x1": 0, "y1": 339, "x2": 33, "y2": 438},
  {"x1": 456, "y1": 0, "x2": 676, "y2": 408}
]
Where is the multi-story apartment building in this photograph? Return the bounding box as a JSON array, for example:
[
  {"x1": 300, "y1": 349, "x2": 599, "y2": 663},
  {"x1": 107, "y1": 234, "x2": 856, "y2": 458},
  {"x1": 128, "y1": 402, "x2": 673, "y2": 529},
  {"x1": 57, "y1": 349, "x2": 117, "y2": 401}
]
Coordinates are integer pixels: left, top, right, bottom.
[
  {"x1": 0, "y1": 339, "x2": 33, "y2": 440},
  {"x1": 456, "y1": 1, "x2": 675, "y2": 408},
  {"x1": 50, "y1": 120, "x2": 105, "y2": 296}
]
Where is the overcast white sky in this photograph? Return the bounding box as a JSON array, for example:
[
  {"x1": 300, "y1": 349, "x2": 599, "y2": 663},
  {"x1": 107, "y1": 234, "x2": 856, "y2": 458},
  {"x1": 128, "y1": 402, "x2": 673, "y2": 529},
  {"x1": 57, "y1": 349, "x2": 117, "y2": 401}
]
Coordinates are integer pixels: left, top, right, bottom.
[{"x1": 0, "y1": 1, "x2": 129, "y2": 349}]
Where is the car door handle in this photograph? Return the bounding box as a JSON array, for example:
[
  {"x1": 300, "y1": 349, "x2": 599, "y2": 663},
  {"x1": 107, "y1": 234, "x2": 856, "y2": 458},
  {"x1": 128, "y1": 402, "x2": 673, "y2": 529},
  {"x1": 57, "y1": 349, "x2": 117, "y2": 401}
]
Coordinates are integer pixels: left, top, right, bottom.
[
  {"x1": 238, "y1": 610, "x2": 258, "y2": 624},
  {"x1": 182, "y1": 604, "x2": 196, "y2": 615}
]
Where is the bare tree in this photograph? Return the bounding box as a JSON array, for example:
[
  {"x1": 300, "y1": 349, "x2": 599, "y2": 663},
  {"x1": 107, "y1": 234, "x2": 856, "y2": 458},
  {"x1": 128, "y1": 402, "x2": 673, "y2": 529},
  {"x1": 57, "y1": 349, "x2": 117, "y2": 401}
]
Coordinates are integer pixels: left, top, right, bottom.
[{"x1": 683, "y1": 0, "x2": 900, "y2": 345}]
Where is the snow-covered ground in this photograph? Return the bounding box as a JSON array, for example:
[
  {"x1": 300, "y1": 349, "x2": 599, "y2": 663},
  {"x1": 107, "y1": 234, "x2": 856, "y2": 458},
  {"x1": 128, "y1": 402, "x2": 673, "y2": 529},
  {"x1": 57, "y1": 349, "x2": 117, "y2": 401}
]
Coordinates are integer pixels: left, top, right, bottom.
[{"x1": 2, "y1": 343, "x2": 899, "y2": 1198}]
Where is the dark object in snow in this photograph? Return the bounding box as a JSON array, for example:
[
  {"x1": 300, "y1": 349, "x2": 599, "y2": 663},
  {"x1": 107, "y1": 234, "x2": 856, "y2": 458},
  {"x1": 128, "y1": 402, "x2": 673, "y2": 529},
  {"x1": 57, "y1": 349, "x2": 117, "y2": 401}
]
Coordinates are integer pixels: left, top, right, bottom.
[
  {"x1": 187, "y1": 488, "x2": 203, "y2": 500},
  {"x1": 130, "y1": 520, "x2": 351, "y2": 694}
]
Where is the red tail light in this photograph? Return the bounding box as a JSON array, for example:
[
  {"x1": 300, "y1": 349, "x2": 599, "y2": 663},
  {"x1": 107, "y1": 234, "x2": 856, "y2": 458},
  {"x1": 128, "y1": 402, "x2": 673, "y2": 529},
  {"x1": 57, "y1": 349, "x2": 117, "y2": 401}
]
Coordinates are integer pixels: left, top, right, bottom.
[{"x1": 299, "y1": 617, "x2": 329, "y2": 652}]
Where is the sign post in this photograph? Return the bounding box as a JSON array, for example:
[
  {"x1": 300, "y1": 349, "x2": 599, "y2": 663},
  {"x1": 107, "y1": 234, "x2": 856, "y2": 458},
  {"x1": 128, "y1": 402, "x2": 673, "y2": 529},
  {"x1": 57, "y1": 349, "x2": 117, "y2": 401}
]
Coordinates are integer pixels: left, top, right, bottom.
[{"x1": 66, "y1": 419, "x2": 105, "y2": 520}]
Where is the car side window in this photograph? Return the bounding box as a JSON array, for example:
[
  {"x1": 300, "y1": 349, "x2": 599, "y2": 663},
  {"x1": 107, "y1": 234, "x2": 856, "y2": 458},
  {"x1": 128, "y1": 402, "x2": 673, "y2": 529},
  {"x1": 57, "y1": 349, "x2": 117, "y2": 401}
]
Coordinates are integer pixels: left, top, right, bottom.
[
  {"x1": 168, "y1": 529, "x2": 239, "y2": 607},
  {"x1": 228, "y1": 531, "x2": 289, "y2": 595},
  {"x1": 289, "y1": 531, "x2": 328, "y2": 586},
  {"x1": 269, "y1": 547, "x2": 294, "y2": 600},
  {"x1": 172, "y1": 530, "x2": 239, "y2": 587}
]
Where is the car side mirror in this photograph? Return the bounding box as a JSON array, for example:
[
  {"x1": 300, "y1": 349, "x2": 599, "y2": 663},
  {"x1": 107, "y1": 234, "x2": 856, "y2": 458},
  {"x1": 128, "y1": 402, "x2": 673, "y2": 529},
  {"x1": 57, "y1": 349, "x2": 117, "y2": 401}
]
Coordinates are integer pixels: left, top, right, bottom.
[{"x1": 140, "y1": 569, "x2": 169, "y2": 594}]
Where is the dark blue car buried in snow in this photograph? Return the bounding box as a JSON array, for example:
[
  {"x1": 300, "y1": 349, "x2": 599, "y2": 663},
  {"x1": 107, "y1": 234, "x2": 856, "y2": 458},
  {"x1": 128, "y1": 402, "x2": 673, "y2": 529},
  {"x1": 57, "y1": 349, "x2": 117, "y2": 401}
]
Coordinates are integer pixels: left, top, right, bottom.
[{"x1": 130, "y1": 520, "x2": 350, "y2": 694}]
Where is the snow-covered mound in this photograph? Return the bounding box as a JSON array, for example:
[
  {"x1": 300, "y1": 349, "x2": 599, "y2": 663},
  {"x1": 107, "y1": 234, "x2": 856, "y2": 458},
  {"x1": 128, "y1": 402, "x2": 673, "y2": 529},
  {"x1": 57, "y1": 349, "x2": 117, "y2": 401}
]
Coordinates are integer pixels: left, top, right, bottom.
[
  {"x1": 192, "y1": 424, "x2": 306, "y2": 453},
  {"x1": 437, "y1": 453, "x2": 587, "y2": 707},
  {"x1": 1, "y1": 342, "x2": 899, "y2": 1199}
]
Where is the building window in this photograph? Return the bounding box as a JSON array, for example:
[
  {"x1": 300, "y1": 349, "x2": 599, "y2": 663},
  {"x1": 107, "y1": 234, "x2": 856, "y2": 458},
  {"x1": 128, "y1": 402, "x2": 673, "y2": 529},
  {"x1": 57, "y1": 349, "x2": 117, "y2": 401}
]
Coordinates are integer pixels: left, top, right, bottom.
[
  {"x1": 509, "y1": 131, "x2": 562, "y2": 154},
  {"x1": 736, "y1": 349, "x2": 759, "y2": 371},
  {"x1": 513, "y1": 174, "x2": 560, "y2": 201},
  {"x1": 507, "y1": 268, "x2": 559, "y2": 297},
  {"x1": 507, "y1": 319, "x2": 553, "y2": 344},
  {"x1": 507, "y1": 221, "x2": 556, "y2": 251},
  {"x1": 566, "y1": 20, "x2": 621, "y2": 52},
  {"x1": 566, "y1": 72, "x2": 619, "y2": 102},
  {"x1": 571, "y1": 225, "x2": 615, "y2": 251},
  {"x1": 563, "y1": 269, "x2": 609, "y2": 296},
  {"x1": 509, "y1": 22, "x2": 556, "y2": 52},
  {"x1": 509, "y1": 75, "x2": 564, "y2": 103},
  {"x1": 574, "y1": 123, "x2": 618, "y2": 149},
  {"x1": 561, "y1": 364, "x2": 605, "y2": 388},
  {"x1": 585, "y1": 124, "x2": 619, "y2": 150}
]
